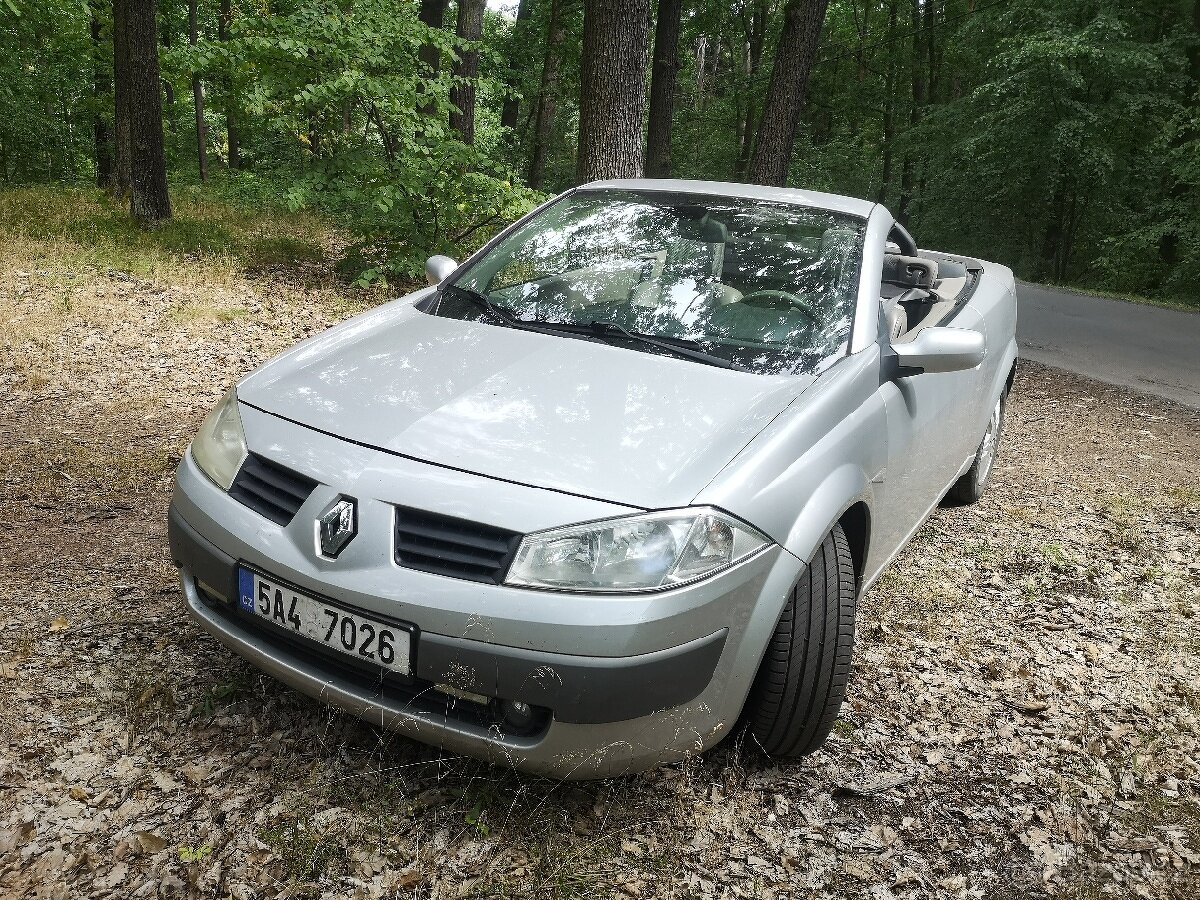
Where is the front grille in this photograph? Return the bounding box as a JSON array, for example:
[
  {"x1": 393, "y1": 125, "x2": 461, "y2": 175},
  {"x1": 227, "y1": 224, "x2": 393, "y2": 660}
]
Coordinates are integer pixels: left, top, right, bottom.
[
  {"x1": 395, "y1": 506, "x2": 522, "y2": 584},
  {"x1": 229, "y1": 454, "x2": 318, "y2": 525}
]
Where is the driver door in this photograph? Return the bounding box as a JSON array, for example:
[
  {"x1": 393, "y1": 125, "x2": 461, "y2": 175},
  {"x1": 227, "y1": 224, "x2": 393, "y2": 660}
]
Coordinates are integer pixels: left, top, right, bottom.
[{"x1": 866, "y1": 308, "x2": 986, "y2": 576}]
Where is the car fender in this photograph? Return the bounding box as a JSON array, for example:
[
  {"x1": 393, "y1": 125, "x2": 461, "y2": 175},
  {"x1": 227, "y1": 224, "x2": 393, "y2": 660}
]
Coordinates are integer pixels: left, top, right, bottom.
[
  {"x1": 694, "y1": 346, "x2": 885, "y2": 559},
  {"x1": 779, "y1": 464, "x2": 872, "y2": 567},
  {"x1": 694, "y1": 348, "x2": 884, "y2": 695},
  {"x1": 705, "y1": 466, "x2": 873, "y2": 730}
]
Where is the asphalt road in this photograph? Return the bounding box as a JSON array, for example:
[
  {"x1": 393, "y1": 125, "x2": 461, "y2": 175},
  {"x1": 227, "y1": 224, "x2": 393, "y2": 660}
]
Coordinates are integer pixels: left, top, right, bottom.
[{"x1": 1016, "y1": 283, "x2": 1200, "y2": 409}]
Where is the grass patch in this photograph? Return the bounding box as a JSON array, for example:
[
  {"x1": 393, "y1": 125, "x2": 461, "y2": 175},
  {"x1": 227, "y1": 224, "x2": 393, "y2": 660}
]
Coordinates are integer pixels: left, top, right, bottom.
[
  {"x1": 191, "y1": 675, "x2": 253, "y2": 720},
  {"x1": 864, "y1": 563, "x2": 970, "y2": 642},
  {"x1": 260, "y1": 808, "x2": 351, "y2": 884},
  {"x1": 0, "y1": 184, "x2": 337, "y2": 278},
  {"x1": 1094, "y1": 492, "x2": 1151, "y2": 556},
  {"x1": 0, "y1": 184, "x2": 392, "y2": 398},
  {"x1": 1115, "y1": 790, "x2": 1200, "y2": 858},
  {"x1": 215, "y1": 722, "x2": 703, "y2": 898}
]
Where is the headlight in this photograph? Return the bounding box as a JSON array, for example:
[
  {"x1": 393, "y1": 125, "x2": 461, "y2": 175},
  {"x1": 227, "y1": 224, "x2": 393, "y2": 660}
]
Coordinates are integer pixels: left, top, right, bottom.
[
  {"x1": 190, "y1": 388, "x2": 248, "y2": 491},
  {"x1": 505, "y1": 508, "x2": 770, "y2": 592}
]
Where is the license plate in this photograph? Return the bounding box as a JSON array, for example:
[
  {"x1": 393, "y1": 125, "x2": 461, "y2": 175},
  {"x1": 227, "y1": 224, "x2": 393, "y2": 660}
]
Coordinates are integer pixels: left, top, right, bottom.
[{"x1": 237, "y1": 568, "x2": 411, "y2": 675}]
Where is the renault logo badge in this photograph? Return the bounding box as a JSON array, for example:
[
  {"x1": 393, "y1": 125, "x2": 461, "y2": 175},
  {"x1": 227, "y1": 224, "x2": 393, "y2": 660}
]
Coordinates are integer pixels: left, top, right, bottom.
[{"x1": 318, "y1": 498, "x2": 357, "y2": 558}]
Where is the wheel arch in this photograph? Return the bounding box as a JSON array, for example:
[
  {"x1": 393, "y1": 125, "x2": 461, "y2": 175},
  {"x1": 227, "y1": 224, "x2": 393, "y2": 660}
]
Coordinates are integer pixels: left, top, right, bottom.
[
  {"x1": 719, "y1": 480, "x2": 871, "y2": 742},
  {"x1": 838, "y1": 500, "x2": 871, "y2": 593},
  {"x1": 779, "y1": 463, "x2": 872, "y2": 571}
]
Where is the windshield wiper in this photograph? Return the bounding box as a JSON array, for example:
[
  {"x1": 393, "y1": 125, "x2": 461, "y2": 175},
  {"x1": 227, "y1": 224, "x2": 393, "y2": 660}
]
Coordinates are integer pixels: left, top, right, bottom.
[
  {"x1": 441, "y1": 285, "x2": 580, "y2": 340},
  {"x1": 441, "y1": 283, "x2": 555, "y2": 335},
  {"x1": 559, "y1": 319, "x2": 748, "y2": 371},
  {"x1": 442, "y1": 285, "x2": 745, "y2": 371}
]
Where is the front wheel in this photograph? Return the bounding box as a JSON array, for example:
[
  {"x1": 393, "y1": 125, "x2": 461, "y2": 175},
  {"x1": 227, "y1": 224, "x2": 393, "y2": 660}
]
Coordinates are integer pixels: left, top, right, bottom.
[
  {"x1": 944, "y1": 389, "x2": 1006, "y2": 506},
  {"x1": 743, "y1": 523, "x2": 857, "y2": 758}
]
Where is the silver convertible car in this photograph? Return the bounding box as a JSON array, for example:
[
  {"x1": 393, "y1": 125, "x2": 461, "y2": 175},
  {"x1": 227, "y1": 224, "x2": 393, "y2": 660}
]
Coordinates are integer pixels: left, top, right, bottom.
[{"x1": 169, "y1": 179, "x2": 1016, "y2": 778}]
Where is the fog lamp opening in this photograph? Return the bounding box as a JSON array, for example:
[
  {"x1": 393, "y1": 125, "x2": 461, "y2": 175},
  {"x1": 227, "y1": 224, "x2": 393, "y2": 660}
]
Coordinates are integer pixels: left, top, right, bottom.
[{"x1": 494, "y1": 698, "x2": 550, "y2": 735}]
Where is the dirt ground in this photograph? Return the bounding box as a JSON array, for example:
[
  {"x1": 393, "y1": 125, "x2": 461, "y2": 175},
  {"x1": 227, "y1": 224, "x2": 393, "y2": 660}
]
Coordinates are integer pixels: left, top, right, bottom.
[{"x1": 1, "y1": 248, "x2": 1198, "y2": 899}]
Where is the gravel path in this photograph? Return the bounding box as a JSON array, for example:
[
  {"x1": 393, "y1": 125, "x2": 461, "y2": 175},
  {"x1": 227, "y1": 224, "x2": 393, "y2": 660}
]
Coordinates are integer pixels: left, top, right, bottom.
[{"x1": 1, "y1": 263, "x2": 1198, "y2": 900}]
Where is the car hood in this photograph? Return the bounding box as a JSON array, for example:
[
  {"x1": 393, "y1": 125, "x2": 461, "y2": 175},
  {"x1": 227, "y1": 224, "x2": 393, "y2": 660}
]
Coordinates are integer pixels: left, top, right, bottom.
[{"x1": 237, "y1": 300, "x2": 814, "y2": 508}]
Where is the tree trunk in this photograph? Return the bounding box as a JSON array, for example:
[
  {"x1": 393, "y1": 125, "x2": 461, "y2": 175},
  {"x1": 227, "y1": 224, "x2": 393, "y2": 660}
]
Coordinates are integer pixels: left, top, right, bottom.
[
  {"x1": 126, "y1": 0, "x2": 172, "y2": 225},
  {"x1": 1039, "y1": 176, "x2": 1066, "y2": 283},
  {"x1": 112, "y1": 0, "x2": 132, "y2": 197},
  {"x1": 876, "y1": 0, "x2": 897, "y2": 203},
  {"x1": 449, "y1": 0, "x2": 486, "y2": 143},
  {"x1": 1190, "y1": 0, "x2": 1200, "y2": 86},
  {"x1": 189, "y1": 0, "x2": 208, "y2": 181},
  {"x1": 528, "y1": 0, "x2": 564, "y2": 188},
  {"x1": 924, "y1": 0, "x2": 939, "y2": 104},
  {"x1": 91, "y1": 3, "x2": 114, "y2": 189},
  {"x1": 747, "y1": 0, "x2": 830, "y2": 187},
  {"x1": 161, "y1": 14, "x2": 176, "y2": 131},
  {"x1": 736, "y1": 0, "x2": 768, "y2": 178},
  {"x1": 219, "y1": 0, "x2": 239, "y2": 168},
  {"x1": 896, "y1": 0, "x2": 924, "y2": 226},
  {"x1": 576, "y1": 0, "x2": 651, "y2": 184},
  {"x1": 500, "y1": 0, "x2": 534, "y2": 129},
  {"x1": 1159, "y1": 0, "x2": 1200, "y2": 266},
  {"x1": 645, "y1": 0, "x2": 683, "y2": 178},
  {"x1": 418, "y1": 0, "x2": 450, "y2": 116}
]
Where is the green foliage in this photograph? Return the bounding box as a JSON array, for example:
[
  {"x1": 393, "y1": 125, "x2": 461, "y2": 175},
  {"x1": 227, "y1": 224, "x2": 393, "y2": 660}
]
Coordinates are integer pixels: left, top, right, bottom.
[
  {"x1": 172, "y1": 0, "x2": 542, "y2": 282},
  {"x1": 286, "y1": 145, "x2": 542, "y2": 284},
  {"x1": 4, "y1": 0, "x2": 1199, "y2": 302},
  {"x1": 178, "y1": 844, "x2": 213, "y2": 863},
  {"x1": 914, "y1": 2, "x2": 1185, "y2": 284},
  {"x1": 0, "y1": 0, "x2": 94, "y2": 181},
  {"x1": 779, "y1": 0, "x2": 1199, "y2": 300}
]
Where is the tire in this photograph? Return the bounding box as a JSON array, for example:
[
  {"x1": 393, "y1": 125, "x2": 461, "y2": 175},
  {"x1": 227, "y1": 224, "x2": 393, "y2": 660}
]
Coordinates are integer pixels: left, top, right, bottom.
[
  {"x1": 744, "y1": 523, "x2": 857, "y2": 758},
  {"x1": 944, "y1": 388, "x2": 1006, "y2": 506}
]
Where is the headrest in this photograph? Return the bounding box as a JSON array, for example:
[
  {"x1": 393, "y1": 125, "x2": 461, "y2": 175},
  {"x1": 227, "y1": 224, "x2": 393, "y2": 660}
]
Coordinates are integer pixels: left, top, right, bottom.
[
  {"x1": 696, "y1": 214, "x2": 729, "y2": 244},
  {"x1": 676, "y1": 207, "x2": 729, "y2": 243},
  {"x1": 882, "y1": 254, "x2": 936, "y2": 289}
]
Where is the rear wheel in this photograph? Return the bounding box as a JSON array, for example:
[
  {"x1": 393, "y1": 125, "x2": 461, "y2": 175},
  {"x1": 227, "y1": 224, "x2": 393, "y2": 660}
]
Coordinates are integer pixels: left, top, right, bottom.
[
  {"x1": 744, "y1": 523, "x2": 856, "y2": 758},
  {"x1": 944, "y1": 389, "x2": 1006, "y2": 506}
]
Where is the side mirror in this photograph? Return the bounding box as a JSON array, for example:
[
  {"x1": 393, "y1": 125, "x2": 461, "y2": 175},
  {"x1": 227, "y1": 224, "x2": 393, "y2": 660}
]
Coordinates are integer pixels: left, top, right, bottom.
[
  {"x1": 425, "y1": 254, "x2": 459, "y2": 287},
  {"x1": 892, "y1": 327, "x2": 985, "y2": 375}
]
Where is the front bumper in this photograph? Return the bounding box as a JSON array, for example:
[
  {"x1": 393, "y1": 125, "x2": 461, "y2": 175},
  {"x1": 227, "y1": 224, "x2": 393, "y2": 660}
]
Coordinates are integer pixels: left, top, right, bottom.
[
  {"x1": 172, "y1": 508, "x2": 728, "y2": 726},
  {"x1": 169, "y1": 407, "x2": 805, "y2": 777}
]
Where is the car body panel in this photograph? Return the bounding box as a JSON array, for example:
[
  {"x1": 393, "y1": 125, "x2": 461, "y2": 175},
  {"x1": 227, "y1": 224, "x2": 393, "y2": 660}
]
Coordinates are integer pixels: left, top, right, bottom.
[
  {"x1": 693, "y1": 346, "x2": 884, "y2": 561},
  {"x1": 174, "y1": 539, "x2": 806, "y2": 777},
  {"x1": 169, "y1": 179, "x2": 1019, "y2": 778},
  {"x1": 174, "y1": 408, "x2": 795, "y2": 657},
  {"x1": 238, "y1": 301, "x2": 814, "y2": 510}
]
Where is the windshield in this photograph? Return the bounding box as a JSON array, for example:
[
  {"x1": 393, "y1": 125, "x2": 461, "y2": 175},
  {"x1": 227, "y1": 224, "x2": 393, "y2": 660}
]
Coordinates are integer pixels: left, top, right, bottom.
[{"x1": 435, "y1": 189, "x2": 865, "y2": 376}]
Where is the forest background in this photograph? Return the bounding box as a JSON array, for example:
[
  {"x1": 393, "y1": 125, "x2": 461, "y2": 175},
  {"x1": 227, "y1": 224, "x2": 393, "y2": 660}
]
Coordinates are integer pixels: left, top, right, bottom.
[{"x1": 3, "y1": 0, "x2": 1198, "y2": 302}]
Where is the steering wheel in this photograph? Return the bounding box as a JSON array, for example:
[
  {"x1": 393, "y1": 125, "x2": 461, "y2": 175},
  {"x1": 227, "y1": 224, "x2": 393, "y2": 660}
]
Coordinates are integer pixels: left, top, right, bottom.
[{"x1": 737, "y1": 289, "x2": 821, "y2": 322}]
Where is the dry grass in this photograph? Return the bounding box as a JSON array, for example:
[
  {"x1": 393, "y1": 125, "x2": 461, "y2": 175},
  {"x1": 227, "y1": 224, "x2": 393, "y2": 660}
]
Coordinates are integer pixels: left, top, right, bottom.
[{"x1": 0, "y1": 185, "x2": 389, "y2": 421}]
